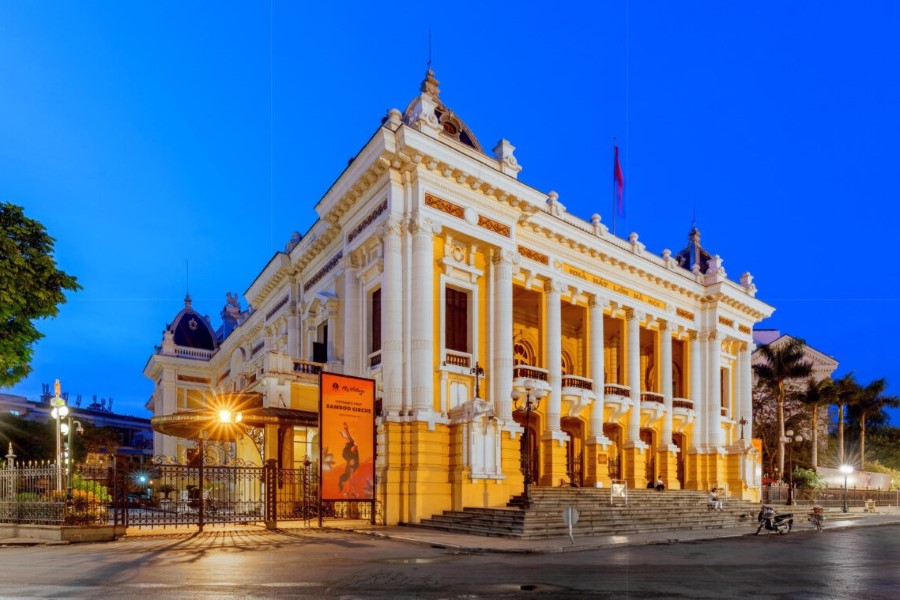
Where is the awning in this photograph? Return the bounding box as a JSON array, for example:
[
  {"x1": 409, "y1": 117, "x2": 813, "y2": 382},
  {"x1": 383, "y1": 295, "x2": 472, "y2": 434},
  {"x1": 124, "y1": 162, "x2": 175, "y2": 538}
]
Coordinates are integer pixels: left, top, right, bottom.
[{"x1": 151, "y1": 405, "x2": 318, "y2": 441}]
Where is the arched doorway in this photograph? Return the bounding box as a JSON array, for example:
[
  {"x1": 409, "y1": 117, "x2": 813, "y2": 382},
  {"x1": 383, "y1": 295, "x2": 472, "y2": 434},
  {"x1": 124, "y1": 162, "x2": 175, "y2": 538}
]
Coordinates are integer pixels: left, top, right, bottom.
[
  {"x1": 603, "y1": 423, "x2": 623, "y2": 480},
  {"x1": 560, "y1": 417, "x2": 584, "y2": 487},
  {"x1": 514, "y1": 412, "x2": 540, "y2": 487},
  {"x1": 673, "y1": 432, "x2": 686, "y2": 488},
  {"x1": 640, "y1": 428, "x2": 655, "y2": 484}
]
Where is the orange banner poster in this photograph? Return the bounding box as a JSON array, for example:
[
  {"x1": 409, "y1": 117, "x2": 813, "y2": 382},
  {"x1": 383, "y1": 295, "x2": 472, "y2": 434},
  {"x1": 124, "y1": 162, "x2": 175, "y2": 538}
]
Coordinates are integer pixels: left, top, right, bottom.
[{"x1": 319, "y1": 373, "x2": 375, "y2": 501}]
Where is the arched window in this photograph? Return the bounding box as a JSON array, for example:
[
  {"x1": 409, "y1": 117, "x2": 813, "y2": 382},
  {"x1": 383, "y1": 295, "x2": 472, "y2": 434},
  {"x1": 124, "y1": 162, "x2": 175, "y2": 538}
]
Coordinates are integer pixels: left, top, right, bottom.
[{"x1": 513, "y1": 340, "x2": 536, "y2": 366}]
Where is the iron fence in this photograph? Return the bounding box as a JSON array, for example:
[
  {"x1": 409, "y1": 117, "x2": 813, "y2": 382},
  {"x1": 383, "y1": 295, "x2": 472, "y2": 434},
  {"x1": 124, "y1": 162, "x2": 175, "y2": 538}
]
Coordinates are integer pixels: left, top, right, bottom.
[
  {"x1": 0, "y1": 461, "x2": 111, "y2": 526},
  {"x1": 2, "y1": 459, "x2": 382, "y2": 530},
  {"x1": 763, "y1": 485, "x2": 900, "y2": 509}
]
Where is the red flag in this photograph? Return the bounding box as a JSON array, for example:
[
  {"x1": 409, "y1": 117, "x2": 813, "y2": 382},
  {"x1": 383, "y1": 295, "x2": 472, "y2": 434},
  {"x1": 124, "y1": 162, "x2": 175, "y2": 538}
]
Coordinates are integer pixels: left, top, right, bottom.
[{"x1": 614, "y1": 146, "x2": 625, "y2": 216}]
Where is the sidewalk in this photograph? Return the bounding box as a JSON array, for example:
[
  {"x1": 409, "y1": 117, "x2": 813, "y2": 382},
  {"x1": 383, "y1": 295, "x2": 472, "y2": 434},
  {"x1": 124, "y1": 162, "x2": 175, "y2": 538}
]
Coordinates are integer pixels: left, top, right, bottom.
[{"x1": 3, "y1": 507, "x2": 899, "y2": 552}]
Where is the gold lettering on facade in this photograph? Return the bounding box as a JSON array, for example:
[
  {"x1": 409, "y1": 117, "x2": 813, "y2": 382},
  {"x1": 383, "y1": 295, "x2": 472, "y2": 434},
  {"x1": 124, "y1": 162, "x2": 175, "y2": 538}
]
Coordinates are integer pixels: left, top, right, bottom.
[
  {"x1": 562, "y1": 264, "x2": 666, "y2": 310},
  {"x1": 518, "y1": 245, "x2": 549, "y2": 265},
  {"x1": 676, "y1": 308, "x2": 695, "y2": 320}
]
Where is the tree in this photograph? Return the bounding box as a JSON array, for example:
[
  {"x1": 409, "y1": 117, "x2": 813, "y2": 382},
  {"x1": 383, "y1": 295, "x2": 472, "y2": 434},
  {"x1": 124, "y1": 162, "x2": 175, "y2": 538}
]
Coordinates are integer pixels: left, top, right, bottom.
[
  {"x1": 833, "y1": 373, "x2": 861, "y2": 465},
  {"x1": 0, "y1": 202, "x2": 81, "y2": 386},
  {"x1": 800, "y1": 377, "x2": 836, "y2": 471},
  {"x1": 849, "y1": 378, "x2": 900, "y2": 471},
  {"x1": 753, "y1": 338, "x2": 813, "y2": 477}
]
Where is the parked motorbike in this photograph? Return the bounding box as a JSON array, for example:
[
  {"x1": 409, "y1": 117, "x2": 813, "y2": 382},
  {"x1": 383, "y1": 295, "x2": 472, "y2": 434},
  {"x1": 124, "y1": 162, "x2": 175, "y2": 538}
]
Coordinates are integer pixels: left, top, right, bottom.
[
  {"x1": 808, "y1": 505, "x2": 825, "y2": 532},
  {"x1": 756, "y1": 505, "x2": 793, "y2": 535}
]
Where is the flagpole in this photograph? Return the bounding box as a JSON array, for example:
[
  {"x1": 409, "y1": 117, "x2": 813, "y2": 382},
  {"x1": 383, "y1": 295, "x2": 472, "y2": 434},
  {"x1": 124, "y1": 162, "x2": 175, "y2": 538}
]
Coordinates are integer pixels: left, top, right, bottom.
[{"x1": 612, "y1": 138, "x2": 617, "y2": 236}]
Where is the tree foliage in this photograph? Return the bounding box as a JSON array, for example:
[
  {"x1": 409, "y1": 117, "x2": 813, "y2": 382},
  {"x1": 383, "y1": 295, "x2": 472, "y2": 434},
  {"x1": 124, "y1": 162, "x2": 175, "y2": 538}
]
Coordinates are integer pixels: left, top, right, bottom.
[
  {"x1": 0, "y1": 202, "x2": 81, "y2": 387},
  {"x1": 753, "y1": 338, "x2": 813, "y2": 475}
]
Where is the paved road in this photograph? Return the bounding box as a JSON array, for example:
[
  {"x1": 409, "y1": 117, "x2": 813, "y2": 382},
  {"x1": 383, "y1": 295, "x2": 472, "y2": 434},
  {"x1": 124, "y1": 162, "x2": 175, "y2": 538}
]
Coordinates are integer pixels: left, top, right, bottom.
[{"x1": 1, "y1": 524, "x2": 897, "y2": 598}]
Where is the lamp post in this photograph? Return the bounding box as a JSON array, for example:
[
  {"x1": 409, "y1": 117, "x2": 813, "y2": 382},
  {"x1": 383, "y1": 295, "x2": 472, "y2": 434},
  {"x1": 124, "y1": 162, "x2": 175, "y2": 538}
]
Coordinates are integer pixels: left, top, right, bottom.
[
  {"x1": 840, "y1": 464, "x2": 853, "y2": 513},
  {"x1": 511, "y1": 380, "x2": 547, "y2": 509},
  {"x1": 783, "y1": 429, "x2": 803, "y2": 505},
  {"x1": 60, "y1": 418, "x2": 84, "y2": 501},
  {"x1": 470, "y1": 362, "x2": 485, "y2": 399},
  {"x1": 49, "y1": 379, "x2": 68, "y2": 493}
]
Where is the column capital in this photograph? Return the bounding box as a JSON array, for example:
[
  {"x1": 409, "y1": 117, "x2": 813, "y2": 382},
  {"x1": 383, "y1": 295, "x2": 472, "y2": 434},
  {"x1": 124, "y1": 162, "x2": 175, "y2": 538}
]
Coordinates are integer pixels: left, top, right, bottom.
[
  {"x1": 377, "y1": 215, "x2": 403, "y2": 239},
  {"x1": 408, "y1": 214, "x2": 437, "y2": 235},
  {"x1": 588, "y1": 294, "x2": 610, "y2": 310},
  {"x1": 625, "y1": 308, "x2": 645, "y2": 322},
  {"x1": 491, "y1": 248, "x2": 519, "y2": 266},
  {"x1": 544, "y1": 278, "x2": 565, "y2": 295}
]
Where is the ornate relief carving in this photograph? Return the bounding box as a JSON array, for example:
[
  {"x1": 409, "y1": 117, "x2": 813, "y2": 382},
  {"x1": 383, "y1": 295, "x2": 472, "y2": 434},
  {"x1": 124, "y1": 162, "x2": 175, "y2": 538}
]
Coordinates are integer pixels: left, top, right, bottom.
[
  {"x1": 348, "y1": 200, "x2": 387, "y2": 243},
  {"x1": 676, "y1": 308, "x2": 695, "y2": 320},
  {"x1": 738, "y1": 324, "x2": 752, "y2": 334},
  {"x1": 517, "y1": 245, "x2": 548, "y2": 265},
  {"x1": 477, "y1": 215, "x2": 511, "y2": 237},
  {"x1": 306, "y1": 251, "x2": 343, "y2": 289},
  {"x1": 718, "y1": 316, "x2": 735, "y2": 328},
  {"x1": 425, "y1": 193, "x2": 464, "y2": 218}
]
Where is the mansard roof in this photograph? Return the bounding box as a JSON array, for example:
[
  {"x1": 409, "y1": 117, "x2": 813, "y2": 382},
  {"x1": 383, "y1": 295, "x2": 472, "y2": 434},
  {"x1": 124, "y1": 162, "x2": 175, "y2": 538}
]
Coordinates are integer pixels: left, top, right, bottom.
[
  {"x1": 166, "y1": 295, "x2": 217, "y2": 351},
  {"x1": 402, "y1": 69, "x2": 483, "y2": 152}
]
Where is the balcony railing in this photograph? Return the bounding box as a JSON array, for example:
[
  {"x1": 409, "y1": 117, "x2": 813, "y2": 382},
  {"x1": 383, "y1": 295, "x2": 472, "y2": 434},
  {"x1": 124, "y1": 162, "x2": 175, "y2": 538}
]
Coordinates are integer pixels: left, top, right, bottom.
[
  {"x1": 673, "y1": 398, "x2": 694, "y2": 410},
  {"x1": 561, "y1": 375, "x2": 593, "y2": 391},
  {"x1": 640, "y1": 392, "x2": 664, "y2": 404},
  {"x1": 721, "y1": 407, "x2": 728, "y2": 417},
  {"x1": 293, "y1": 360, "x2": 324, "y2": 375},
  {"x1": 604, "y1": 384, "x2": 630, "y2": 397},
  {"x1": 368, "y1": 350, "x2": 382, "y2": 369},
  {"x1": 443, "y1": 351, "x2": 472, "y2": 369},
  {"x1": 513, "y1": 365, "x2": 550, "y2": 383}
]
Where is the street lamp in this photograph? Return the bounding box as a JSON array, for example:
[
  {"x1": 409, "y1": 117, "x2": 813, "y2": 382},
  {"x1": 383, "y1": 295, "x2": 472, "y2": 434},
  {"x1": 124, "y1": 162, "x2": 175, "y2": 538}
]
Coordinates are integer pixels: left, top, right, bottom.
[
  {"x1": 470, "y1": 362, "x2": 485, "y2": 399},
  {"x1": 784, "y1": 429, "x2": 803, "y2": 505},
  {"x1": 60, "y1": 418, "x2": 84, "y2": 501},
  {"x1": 840, "y1": 464, "x2": 853, "y2": 513},
  {"x1": 511, "y1": 379, "x2": 548, "y2": 509},
  {"x1": 49, "y1": 379, "x2": 68, "y2": 492}
]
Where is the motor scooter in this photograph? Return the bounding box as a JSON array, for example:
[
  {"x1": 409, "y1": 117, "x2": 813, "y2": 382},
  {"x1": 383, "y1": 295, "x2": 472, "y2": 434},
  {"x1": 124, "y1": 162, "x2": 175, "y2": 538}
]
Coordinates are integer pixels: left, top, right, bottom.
[
  {"x1": 808, "y1": 505, "x2": 825, "y2": 532},
  {"x1": 755, "y1": 504, "x2": 793, "y2": 535}
]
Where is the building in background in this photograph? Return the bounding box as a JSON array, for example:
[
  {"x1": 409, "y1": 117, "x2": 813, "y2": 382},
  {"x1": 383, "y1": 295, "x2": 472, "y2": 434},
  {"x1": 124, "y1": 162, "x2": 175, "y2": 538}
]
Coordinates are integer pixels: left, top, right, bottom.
[
  {"x1": 0, "y1": 385, "x2": 153, "y2": 465},
  {"x1": 145, "y1": 71, "x2": 773, "y2": 525}
]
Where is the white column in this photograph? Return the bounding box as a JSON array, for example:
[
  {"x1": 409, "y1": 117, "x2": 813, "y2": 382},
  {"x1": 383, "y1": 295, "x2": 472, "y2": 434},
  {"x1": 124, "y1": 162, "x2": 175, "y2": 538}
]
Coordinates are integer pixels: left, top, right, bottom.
[
  {"x1": 690, "y1": 332, "x2": 704, "y2": 449},
  {"x1": 381, "y1": 217, "x2": 403, "y2": 415},
  {"x1": 287, "y1": 314, "x2": 299, "y2": 359},
  {"x1": 492, "y1": 250, "x2": 515, "y2": 418},
  {"x1": 589, "y1": 297, "x2": 607, "y2": 439},
  {"x1": 545, "y1": 280, "x2": 563, "y2": 432},
  {"x1": 661, "y1": 321, "x2": 673, "y2": 447},
  {"x1": 342, "y1": 256, "x2": 361, "y2": 375},
  {"x1": 410, "y1": 217, "x2": 434, "y2": 416},
  {"x1": 739, "y1": 342, "x2": 754, "y2": 442},
  {"x1": 708, "y1": 331, "x2": 724, "y2": 447},
  {"x1": 626, "y1": 309, "x2": 643, "y2": 442},
  {"x1": 325, "y1": 299, "x2": 338, "y2": 365}
]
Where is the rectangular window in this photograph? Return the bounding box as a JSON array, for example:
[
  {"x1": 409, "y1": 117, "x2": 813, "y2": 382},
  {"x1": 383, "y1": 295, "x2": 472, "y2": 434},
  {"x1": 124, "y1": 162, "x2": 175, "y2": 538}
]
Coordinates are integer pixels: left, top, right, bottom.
[
  {"x1": 445, "y1": 287, "x2": 468, "y2": 352},
  {"x1": 371, "y1": 288, "x2": 381, "y2": 353},
  {"x1": 313, "y1": 323, "x2": 328, "y2": 363}
]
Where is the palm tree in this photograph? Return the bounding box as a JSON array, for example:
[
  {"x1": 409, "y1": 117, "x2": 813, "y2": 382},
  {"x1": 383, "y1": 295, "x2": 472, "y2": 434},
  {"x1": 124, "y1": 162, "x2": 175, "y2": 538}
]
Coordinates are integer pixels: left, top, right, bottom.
[
  {"x1": 800, "y1": 377, "x2": 835, "y2": 471},
  {"x1": 753, "y1": 338, "x2": 813, "y2": 477},
  {"x1": 833, "y1": 373, "x2": 861, "y2": 465},
  {"x1": 852, "y1": 378, "x2": 900, "y2": 471}
]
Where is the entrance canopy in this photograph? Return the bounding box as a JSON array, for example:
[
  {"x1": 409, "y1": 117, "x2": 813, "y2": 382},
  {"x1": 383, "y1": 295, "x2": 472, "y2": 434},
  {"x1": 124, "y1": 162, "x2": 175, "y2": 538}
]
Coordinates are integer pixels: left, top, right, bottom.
[{"x1": 151, "y1": 393, "x2": 318, "y2": 441}]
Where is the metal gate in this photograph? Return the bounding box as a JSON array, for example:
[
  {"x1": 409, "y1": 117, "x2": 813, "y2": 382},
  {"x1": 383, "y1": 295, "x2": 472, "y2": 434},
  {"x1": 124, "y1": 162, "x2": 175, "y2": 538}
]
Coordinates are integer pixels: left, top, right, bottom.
[{"x1": 112, "y1": 459, "x2": 380, "y2": 529}]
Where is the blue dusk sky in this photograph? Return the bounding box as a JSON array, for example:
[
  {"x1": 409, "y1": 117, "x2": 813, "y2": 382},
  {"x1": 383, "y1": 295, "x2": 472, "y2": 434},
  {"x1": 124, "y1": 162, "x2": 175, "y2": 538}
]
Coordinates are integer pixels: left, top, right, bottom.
[{"x1": 2, "y1": 2, "x2": 899, "y2": 426}]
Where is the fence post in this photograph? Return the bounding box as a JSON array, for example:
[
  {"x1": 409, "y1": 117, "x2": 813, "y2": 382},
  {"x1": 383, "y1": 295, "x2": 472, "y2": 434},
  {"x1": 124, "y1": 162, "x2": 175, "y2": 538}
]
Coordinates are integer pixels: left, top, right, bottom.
[{"x1": 264, "y1": 459, "x2": 277, "y2": 529}]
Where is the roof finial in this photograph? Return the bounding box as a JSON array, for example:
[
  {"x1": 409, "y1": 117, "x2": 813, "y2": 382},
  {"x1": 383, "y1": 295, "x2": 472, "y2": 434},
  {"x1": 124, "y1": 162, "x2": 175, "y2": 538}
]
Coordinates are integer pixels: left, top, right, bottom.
[{"x1": 427, "y1": 26, "x2": 432, "y2": 71}]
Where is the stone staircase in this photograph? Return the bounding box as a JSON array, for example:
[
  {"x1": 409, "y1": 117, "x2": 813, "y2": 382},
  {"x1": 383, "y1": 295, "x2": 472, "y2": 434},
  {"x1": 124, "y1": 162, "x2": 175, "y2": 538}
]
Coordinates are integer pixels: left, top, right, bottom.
[{"x1": 415, "y1": 487, "x2": 762, "y2": 539}]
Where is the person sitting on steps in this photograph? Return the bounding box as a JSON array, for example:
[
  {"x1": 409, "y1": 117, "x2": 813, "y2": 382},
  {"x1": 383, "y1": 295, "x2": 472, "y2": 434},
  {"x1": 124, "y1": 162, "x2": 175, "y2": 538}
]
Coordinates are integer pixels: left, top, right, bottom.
[
  {"x1": 708, "y1": 487, "x2": 723, "y2": 511},
  {"x1": 655, "y1": 477, "x2": 665, "y2": 491}
]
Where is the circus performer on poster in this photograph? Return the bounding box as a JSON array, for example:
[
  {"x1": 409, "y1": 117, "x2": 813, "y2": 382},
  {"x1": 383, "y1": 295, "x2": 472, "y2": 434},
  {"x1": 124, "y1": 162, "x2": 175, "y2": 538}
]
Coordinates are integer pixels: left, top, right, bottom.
[{"x1": 338, "y1": 422, "x2": 360, "y2": 496}]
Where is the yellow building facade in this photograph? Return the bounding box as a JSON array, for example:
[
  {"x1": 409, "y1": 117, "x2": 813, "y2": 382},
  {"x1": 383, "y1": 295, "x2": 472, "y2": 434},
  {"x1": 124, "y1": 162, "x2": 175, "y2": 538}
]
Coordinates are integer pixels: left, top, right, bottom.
[{"x1": 145, "y1": 71, "x2": 773, "y2": 525}]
